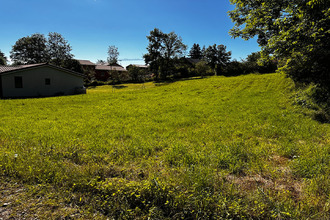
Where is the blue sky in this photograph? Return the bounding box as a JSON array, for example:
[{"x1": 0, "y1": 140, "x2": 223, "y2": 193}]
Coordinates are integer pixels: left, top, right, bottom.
[{"x1": 0, "y1": 0, "x2": 260, "y2": 67}]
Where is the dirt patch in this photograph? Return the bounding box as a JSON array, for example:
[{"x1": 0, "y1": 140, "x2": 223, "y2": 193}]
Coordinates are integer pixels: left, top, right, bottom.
[{"x1": 226, "y1": 155, "x2": 303, "y2": 201}]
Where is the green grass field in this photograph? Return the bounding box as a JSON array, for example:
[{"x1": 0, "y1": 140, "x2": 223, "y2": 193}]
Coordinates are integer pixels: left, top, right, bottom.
[{"x1": 0, "y1": 73, "x2": 329, "y2": 219}]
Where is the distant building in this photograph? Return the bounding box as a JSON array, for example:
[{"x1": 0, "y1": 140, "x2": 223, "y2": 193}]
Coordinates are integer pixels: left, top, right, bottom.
[
  {"x1": 95, "y1": 64, "x2": 127, "y2": 81},
  {"x1": 0, "y1": 63, "x2": 85, "y2": 98},
  {"x1": 77, "y1": 60, "x2": 128, "y2": 81},
  {"x1": 77, "y1": 59, "x2": 96, "y2": 72}
]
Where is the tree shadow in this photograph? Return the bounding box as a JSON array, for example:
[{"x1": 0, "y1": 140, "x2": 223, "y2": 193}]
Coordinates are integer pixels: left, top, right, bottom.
[
  {"x1": 154, "y1": 76, "x2": 207, "y2": 86},
  {"x1": 112, "y1": 85, "x2": 127, "y2": 89}
]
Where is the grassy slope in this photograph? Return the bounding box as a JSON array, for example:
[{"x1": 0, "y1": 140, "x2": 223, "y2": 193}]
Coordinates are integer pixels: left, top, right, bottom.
[{"x1": 0, "y1": 73, "x2": 329, "y2": 219}]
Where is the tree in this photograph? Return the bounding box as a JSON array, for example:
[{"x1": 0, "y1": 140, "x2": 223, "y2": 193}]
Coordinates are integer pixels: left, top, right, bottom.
[
  {"x1": 10, "y1": 33, "x2": 48, "y2": 64},
  {"x1": 144, "y1": 28, "x2": 164, "y2": 80},
  {"x1": 189, "y1": 43, "x2": 203, "y2": 59},
  {"x1": 144, "y1": 28, "x2": 187, "y2": 79},
  {"x1": 62, "y1": 59, "x2": 83, "y2": 73},
  {"x1": 96, "y1": 59, "x2": 107, "y2": 65},
  {"x1": 10, "y1": 32, "x2": 75, "y2": 66},
  {"x1": 107, "y1": 45, "x2": 119, "y2": 65},
  {"x1": 204, "y1": 44, "x2": 231, "y2": 75},
  {"x1": 47, "y1": 32, "x2": 73, "y2": 66},
  {"x1": 0, "y1": 50, "x2": 7, "y2": 65},
  {"x1": 127, "y1": 65, "x2": 149, "y2": 82},
  {"x1": 195, "y1": 61, "x2": 212, "y2": 78},
  {"x1": 244, "y1": 52, "x2": 277, "y2": 74},
  {"x1": 229, "y1": 0, "x2": 330, "y2": 89}
]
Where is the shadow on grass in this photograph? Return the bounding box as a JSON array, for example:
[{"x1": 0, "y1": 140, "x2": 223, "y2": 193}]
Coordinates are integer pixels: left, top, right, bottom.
[
  {"x1": 112, "y1": 85, "x2": 128, "y2": 89},
  {"x1": 154, "y1": 76, "x2": 208, "y2": 86}
]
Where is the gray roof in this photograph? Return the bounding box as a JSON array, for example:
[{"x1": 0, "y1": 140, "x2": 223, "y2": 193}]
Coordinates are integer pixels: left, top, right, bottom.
[
  {"x1": 0, "y1": 64, "x2": 42, "y2": 73},
  {"x1": 0, "y1": 63, "x2": 85, "y2": 78},
  {"x1": 77, "y1": 59, "x2": 96, "y2": 66},
  {"x1": 95, "y1": 65, "x2": 127, "y2": 71}
]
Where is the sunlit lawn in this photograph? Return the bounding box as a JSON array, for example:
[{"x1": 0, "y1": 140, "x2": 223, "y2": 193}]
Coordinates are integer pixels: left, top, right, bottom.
[{"x1": 0, "y1": 73, "x2": 329, "y2": 219}]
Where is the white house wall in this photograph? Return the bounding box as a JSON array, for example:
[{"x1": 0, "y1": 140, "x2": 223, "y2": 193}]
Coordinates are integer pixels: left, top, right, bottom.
[{"x1": 1, "y1": 66, "x2": 84, "y2": 98}]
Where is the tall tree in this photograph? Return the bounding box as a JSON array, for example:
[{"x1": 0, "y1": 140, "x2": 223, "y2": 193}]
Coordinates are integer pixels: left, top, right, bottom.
[
  {"x1": 229, "y1": 0, "x2": 330, "y2": 89},
  {"x1": 0, "y1": 50, "x2": 7, "y2": 65},
  {"x1": 144, "y1": 28, "x2": 187, "y2": 79},
  {"x1": 10, "y1": 33, "x2": 48, "y2": 64},
  {"x1": 189, "y1": 43, "x2": 203, "y2": 59},
  {"x1": 107, "y1": 45, "x2": 119, "y2": 65},
  {"x1": 204, "y1": 44, "x2": 231, "y2": 75},
  {"x1": 144, "y1": 28, "x2": 164, "y2": 80},
  {"x1": 47, "y1": 32, "x2": 73, "y2": 66}
]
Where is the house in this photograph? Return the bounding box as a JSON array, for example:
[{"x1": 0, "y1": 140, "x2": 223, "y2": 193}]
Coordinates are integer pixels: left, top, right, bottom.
[
  {"x1": 77, "y1": 59, "x2": 128, "y2": 81},
  {"x1": 77, "y1": 59, "x2": 97, "y2": 81},
  {"x1": 94, "y1": 64, "x2": 128, "y2": 81},
  {"x1": 0, "y1": 63, "x2": 86, "y2": 98},
  {"x1": 77, "y1": 59, "x2": 96, "y2": 73}
]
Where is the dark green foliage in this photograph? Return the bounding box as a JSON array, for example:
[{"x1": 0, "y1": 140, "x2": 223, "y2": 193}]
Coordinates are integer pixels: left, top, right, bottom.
[
  {"x1": 10, "y1": 33, "x2": 48, "y2": 64},
  {"x1": 189, "y1": 43, "x2": 203, "y2": 59},
  {"x1": 229, "y1": 0, "x2": 330, "y2": 90},
  {"x1": 204, "y1": 44, "x2": 231, "y2": 75},
  {"x1": 127, "y1": 65, "x2": 150, "y2": 82},
  {"x1": 244, "y1": 52, "x2": 278, "y2": 74},
  {"x1": 10, "y1": 32, "x2": 74, "y2": 66},
  {"x1": 223, "y1": 60, "x2": 246, "y2": 76},
  {"x1": 195, "y1": 61, "x2": 212, "y2": 77},
  {"x1": 61, "y1": 59, "x2": 83, "y2": 73},
  {"x1": 144, "y1": 28, "x2": 187, "y2": 80},
  {"x1": 0, "y1": 50, "x2": 7, "y2": 65},
  {"x1": 47, "y1": 32, "x2": 73, "y2": 66}
]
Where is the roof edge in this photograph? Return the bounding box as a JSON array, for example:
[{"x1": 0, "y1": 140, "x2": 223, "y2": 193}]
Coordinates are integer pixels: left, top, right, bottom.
[{"x1": 0, "y1": 63, "x2": 86, "y2": 78}]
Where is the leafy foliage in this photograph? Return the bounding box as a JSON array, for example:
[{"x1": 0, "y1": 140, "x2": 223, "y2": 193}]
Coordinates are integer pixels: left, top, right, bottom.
[
  {"x1": 0, "y1": 50, "x2": 7, "y2": 65},
  {"x1": 107, "y1": 45, "x2": 119, "y2": 65},
  {"x1": 195, "y1": 61, "x2": 212, "y2": 77},
  {"x1": 189, "y1": 43, "x2": 203, "y2": 59},
  {"x1": 144, "y1": 28, "x2": 187, "y2": 80},
  {"x1": 10, "y1": 33, "x2": 48, "y2": 64},
  {"x1": 47, "y1": 32, "x2": 73, "y2": 66},
  {"x1": 229, "y1": 0, "x2": 330, "y2": 89},
  {"x1": 204, "y1": 44, "x2": 231, "y2": 74},
  {"x1": 127, "y1": 65, "x2": 150, "y2": 82},
  {"x1": 9, "y1": 32, "x2": 81, "y2": 73},
  {"x1": 62, "y1": 59, "x2": 83, "y2": 73}
]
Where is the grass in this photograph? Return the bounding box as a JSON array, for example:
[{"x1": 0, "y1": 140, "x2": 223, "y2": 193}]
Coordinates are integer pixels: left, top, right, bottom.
[{"x1": 0, "y1": 73, "x2": 329, "y2": 219}]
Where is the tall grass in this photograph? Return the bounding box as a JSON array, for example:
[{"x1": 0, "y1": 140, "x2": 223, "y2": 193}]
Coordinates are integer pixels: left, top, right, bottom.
[{"x1": 0, "y1": 73, "x2": 329, "y2": 219}]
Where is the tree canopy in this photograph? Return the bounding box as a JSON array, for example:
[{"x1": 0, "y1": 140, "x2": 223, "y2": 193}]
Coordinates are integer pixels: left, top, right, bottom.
[
  {"x1": 189, "y1": 43, "x2": 203, "y2": 59},
  {"x1": 47, "y1": 32, "x2": 73, "y2": 65},
  {"x1": 10, "y1": 33, "x2": 48, "y2": 64},
  {"x1": 107, "y1": 45, "x2": 119, "y2": 65},
  {"x1": 229, "y1": 0, "x2": 330, "y2": 89},
  {"x1": 204, "y1": 44, "x2": 231, "y2": 74},
  {"x1": 0, "y1": 50, "x2": 7, "y2": 65},
  {"x1": 10, "y1": 32, "x2": 75, "y2": 66},
  {"x1": 144, "y1": 28, "x2": 187, "y2": 79}
]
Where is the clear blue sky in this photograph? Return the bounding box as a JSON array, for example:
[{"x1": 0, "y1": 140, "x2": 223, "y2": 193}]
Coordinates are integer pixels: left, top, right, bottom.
[{"x1": 0, "y1": 0, "x2": 260, "y2": 67}]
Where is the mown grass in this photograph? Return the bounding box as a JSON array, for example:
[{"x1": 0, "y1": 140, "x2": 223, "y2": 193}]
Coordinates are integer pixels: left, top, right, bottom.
[{"x1": 0, "y1": 73, "x2": 329, "y2": 219}]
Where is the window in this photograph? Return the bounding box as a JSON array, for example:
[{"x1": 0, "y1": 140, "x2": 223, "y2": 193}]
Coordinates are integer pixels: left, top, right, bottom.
[
  {"x1": 45, "y1": 78, "x2": 51, "y2": 85},
  {"x1": 14, "y1": 76, "x2": 23, "y2": 88}
]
